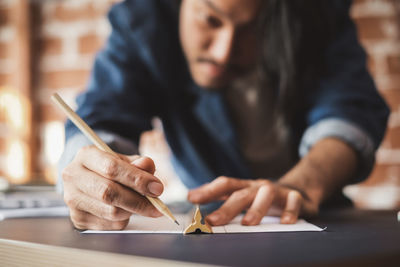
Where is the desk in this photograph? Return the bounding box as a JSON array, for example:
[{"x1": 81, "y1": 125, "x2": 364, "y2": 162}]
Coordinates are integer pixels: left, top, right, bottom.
[{"x1": 0, "y1": 209, "x2": 399, "y2": 266}]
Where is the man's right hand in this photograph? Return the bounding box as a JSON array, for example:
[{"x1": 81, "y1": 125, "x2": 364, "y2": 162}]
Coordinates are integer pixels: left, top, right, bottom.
[{"x1": 62, "y1": 145, "x2": 164, "y2": 230}]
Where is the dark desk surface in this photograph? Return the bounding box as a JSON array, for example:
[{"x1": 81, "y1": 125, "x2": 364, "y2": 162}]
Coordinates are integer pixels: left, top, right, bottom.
[{"x1": 0, "y1": 208, "x2": 399, "y2": 266}]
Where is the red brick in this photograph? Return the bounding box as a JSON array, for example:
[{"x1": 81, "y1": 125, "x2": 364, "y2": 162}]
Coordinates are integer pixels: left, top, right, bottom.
[
  {"x1": 41, "y1": 70, "x2": 90, "y2": 89},
  {"x1": 383, "y1": 127, "x2": 400, "y2": 148},
  {"x1": 354, "y1": 17, "x2": 397, "y2": 40},
  {"x1": 366, "y1": 55, "x2": 375, "y2": 75},
  {"x1": 51, "y1": 3, "x2": 106, "y2": 22},
  {"x1": 0, "y1": 43, "x2": 12, "y2": 59},
  {"x1": 0, "y1": 8, "x2": 11, "y2": 26},
  {"x1": 381, "y1": 89, "x2": 400, "y2": 111},
  {"x1": 387, "y1": 54, "x2": 400, "y2": 75},
  {"x1": 40, "y1": 103, "x2": 66, "y2": 122},
  {"x1": 0, "y1": 74, "x2": 13, "y2": 87},
  {"x1": 39, "y1": 38, "x2": 62, "y2": 56},
  {"x1": 374, "y1": 74, "x2": 400, "y2": 91},
  {"x1": 78, "y1": 34, "x2": 104, "y2": 54},
  {"x1": 0, "y1": 136, "x2": 5, "y2": 152},
  {"x1": 362, "y1": 164, "x2": 396, "y2": 186}
]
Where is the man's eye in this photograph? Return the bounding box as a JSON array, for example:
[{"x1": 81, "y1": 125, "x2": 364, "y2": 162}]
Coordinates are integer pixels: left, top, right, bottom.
[
  {"x1": 206, "y1": 15, "x2": 222, "y2": 28},
  {"x1": 198, "y1": 12, "x2": 222, "y2": 28}
]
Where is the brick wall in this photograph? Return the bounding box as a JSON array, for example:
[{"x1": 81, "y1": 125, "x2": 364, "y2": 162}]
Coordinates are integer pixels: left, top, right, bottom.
[
  {"x1": 36, "y1": 0, "x2": 117, "y2": 182},
  {"x1": 0, "y1": 0, "x2": 399, "y2": 207},
  {"x1": 351, "y1": 0, "x2": 400, "y2": 187},
  {"x1": 0, "y1": 0, "x2": 12, "y2": 178}
]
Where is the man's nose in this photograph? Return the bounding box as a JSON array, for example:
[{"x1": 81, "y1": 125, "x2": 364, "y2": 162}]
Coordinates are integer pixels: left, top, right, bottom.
[{"x1": 209, "y1": 29, "x2": 235, "y2": 66}]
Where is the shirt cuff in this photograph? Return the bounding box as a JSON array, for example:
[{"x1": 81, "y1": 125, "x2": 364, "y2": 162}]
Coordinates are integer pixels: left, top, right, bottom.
[
  {"x1": 299, "y1": 118, "x2": 375, "y2": 183},
  {"x1": 57, "y1": 130, "x2": 138, "y2": 193}
]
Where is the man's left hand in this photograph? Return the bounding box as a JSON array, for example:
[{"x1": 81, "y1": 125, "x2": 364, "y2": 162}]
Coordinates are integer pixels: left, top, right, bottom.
[{"x1": 187, "y1": 176, "x2": 318, "y2": 226}]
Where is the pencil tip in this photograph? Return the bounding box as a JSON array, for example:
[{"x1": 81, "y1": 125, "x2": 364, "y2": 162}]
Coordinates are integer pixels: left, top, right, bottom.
[{"x1": 175, "y1": 220, "x2": 180, "y2": 226}]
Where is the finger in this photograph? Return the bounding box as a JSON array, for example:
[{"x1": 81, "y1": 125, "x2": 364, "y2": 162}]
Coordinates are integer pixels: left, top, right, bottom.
[
  {"x1": 66, "y1": 166, "x2": 162, "y2": 217},
  {"x1": 206, "y1": 187, "x2": 256, "y2": 226},
  {"x1": 130, "y1": 156, "x2": 156, "y2": 175},
  {"x1": 63, "y1": 186, "x2": 133, "y2": 221},
  {"x1": 188, "y1": 176, "x2": 249, "y2": 204},
  {"x1": 69, "y1": 208, "x2": 130, "y2": 231},
  {"x1": 242, "y1": 184, "x2": 275, "y2": 226},
  {"x1": 281, "y1": 190, "x2": 302, "y2": 224},
  {"x1": 119, "y1": 154, "x2": 156, "y2": 175},
  {"x1": 76, "y1": 146, "x2": 163, "y2": 197}
]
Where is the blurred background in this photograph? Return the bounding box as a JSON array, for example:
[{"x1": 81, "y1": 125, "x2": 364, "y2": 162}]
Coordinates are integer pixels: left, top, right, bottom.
[{"x1": 0, "y1": 0, "x2": 399, "y2": 208}]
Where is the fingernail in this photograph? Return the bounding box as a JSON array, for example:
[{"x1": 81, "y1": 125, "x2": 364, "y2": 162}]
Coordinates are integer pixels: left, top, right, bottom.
[
  {"x1": 244, "y1": 213, "x2": 255, "y2": 224},
  {"x1": 282, "y1": 215, "x2": 292, "y2": 224},
  {"x1": 148, "y1": 182, "x2": 163, "y2": 196}
]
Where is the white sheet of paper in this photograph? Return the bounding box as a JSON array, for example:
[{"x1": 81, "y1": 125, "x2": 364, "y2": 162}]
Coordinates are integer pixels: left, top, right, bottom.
[{"x1": 82, "y1": 213, "x2": 324, "y2": 234}]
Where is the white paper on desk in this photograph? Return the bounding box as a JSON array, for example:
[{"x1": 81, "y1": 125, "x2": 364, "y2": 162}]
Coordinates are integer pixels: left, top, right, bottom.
[{"x1": 82, "y1": 213, "x2": 324, "y2": 234}]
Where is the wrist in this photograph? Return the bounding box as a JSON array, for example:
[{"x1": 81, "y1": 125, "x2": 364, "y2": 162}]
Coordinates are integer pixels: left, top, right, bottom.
[{"x1": 277, "y1": 163, "x2": 325, "y2": 206}]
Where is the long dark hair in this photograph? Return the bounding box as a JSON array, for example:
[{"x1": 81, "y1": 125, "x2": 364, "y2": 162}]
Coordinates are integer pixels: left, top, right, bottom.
[
  {"x1": 258, "y1": 0, "x2": 334, "y2": 126},
  {"x1": 175, "y1": 0, "x2": 336, "y2": 126}
]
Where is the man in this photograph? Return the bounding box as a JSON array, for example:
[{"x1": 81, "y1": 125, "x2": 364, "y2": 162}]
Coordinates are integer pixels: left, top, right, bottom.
[{"x1": 59, "y1": 0, "x2": 389, "y2": 230}]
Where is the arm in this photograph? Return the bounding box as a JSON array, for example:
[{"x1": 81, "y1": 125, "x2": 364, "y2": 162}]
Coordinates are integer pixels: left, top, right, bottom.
[
  {"x1": 188, "y1": 0, "x2": 389, "y2": 225},
  {"x1": 189, "y1": 137, "x2": 357, "y2": 225},
  {"x1": 59, "y1": 2, "x2": 166, "y2": 230}
]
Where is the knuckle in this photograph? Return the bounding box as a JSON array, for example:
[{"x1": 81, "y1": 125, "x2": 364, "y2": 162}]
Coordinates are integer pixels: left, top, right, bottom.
[
  {"x1": 63, "y1": 193, "x2": 75, "y2": 208},
  {"x1": 290, "y1": 190, "x2": 302, "y2": 201},
  {"x1": 258, "y1": 179, "x2": 272, "y2": 187},
  {"x1": 102, "y1": 158, "x2": 119, "y2": 178},
  {"x1": 133, "y1": 175, "x2": 146, "y2": 191},
  {"x1": 99, "y1": 182, "x2": 118, "y2": 204},
  {"x1": 231, "y1": 190, "x2": 249, "y2": 202},
  {"x1": 216, "y1": 176, "x2": 230, "y2": 186},
  {"x1": 259, "y1": 184, "x2": 275, "y2": 196},
  {"x1": 61, "y1": 166, "x2": 74, "y2": 183}
]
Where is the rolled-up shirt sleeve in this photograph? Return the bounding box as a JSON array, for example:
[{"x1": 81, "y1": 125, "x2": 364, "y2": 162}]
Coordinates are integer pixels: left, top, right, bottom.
[{"x1": 299, "y1": 118, "x2": 375, "y2": 183}]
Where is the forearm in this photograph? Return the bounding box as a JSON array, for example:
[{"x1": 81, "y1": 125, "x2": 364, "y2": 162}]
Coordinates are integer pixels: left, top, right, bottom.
[{"x1": 278, "y1": 137, "x2": 358, "y2": 208}]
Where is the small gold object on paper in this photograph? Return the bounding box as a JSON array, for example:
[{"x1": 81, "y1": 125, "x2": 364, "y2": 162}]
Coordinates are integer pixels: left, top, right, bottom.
[{"x1": 183, "y1": 205, "x2": 213, "y2": 234}]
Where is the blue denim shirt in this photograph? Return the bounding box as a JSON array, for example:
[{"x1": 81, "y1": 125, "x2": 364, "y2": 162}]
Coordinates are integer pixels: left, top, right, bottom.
[{"x1": 59, "y1": 0, "x2": 389, "y2": 192}]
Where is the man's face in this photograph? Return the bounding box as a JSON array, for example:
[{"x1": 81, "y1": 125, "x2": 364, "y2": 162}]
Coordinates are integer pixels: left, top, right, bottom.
[{"x1": 179, "y1": 0, "x2": 262, "y2": 90}]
